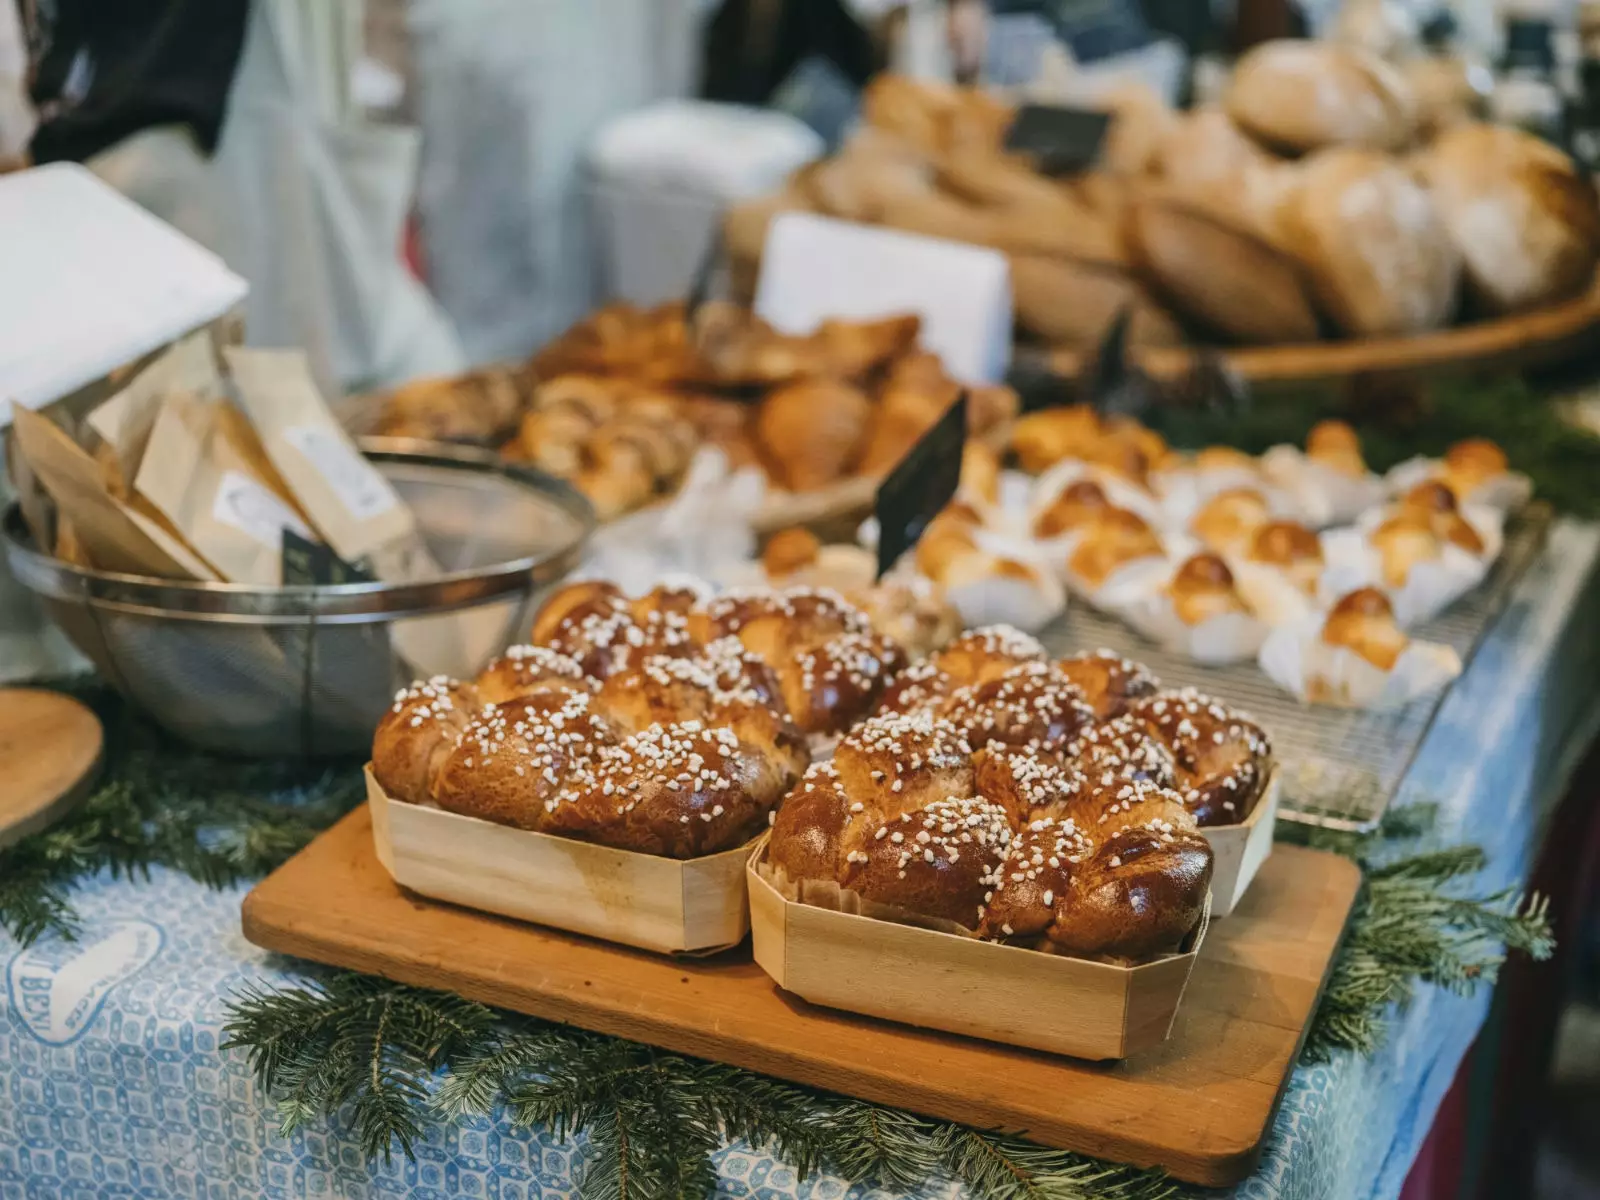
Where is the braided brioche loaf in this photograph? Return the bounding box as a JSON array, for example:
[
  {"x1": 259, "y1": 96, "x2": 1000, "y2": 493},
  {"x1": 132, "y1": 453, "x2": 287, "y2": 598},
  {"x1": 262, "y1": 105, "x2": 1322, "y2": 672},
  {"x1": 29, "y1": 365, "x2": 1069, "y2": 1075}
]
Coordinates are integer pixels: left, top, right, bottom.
[
  {"x1": 766, "y1": 629, "x2": 1272, "y2": 961},
  {"x1": 372, "y1": 581, "x2": 911, "y2": 858}
]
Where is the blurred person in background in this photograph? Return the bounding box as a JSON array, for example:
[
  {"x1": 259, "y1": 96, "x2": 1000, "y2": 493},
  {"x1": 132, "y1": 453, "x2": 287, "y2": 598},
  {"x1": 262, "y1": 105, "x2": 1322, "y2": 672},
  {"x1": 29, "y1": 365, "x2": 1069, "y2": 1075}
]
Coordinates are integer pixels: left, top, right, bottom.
[{"x1": 0, "y1": 0, "x2": 461, "y2": 395}]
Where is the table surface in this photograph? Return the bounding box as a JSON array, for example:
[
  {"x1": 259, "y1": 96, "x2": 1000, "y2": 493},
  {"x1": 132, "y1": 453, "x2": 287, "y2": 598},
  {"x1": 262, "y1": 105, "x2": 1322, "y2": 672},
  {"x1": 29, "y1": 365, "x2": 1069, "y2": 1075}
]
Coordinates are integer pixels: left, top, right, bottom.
[{"x1": 3, "y1": 520, "x2": 1599, "y2": 1200}]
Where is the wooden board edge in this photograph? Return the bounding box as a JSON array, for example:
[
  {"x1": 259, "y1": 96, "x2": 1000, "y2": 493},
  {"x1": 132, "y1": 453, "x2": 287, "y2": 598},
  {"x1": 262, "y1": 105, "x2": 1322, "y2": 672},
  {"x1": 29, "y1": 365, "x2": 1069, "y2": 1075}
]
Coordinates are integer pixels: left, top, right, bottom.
[{"x1": 238, "y1": 812, "x2": 1363, "y2": 1188}]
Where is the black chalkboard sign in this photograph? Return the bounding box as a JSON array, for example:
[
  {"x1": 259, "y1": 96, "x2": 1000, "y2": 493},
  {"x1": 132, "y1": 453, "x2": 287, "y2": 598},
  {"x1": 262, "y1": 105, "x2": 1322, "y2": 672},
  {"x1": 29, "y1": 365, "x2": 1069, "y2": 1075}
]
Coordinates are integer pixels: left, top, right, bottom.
[
  {"x1": 281, "y1": 529, "x2": 375, "y2": 586},
  {"x1": 875, "y1": 394, "x2": 967, "y2": 579},
  {"x1": 1004, "y1": 103, "x2": 1111, "y2": 175},
  {"x1": 1080, "y1": 306, "x2": 1161, "y2": 419}
]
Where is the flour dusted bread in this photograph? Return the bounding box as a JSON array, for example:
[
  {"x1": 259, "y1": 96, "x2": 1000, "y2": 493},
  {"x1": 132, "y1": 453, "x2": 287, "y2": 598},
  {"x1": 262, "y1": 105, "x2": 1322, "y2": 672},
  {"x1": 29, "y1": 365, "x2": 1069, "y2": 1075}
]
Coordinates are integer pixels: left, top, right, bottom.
[
  {"x1": 1124, "y1": 196, "x2": 1320, "y2": 344},
  {"x1": 1416, "y1": 123, "x2": 1600, "y2": 315},
  {"x1": 1225, "y1": 39, "x2": 1417, "y2": 154},
  {"x1": 1009, "y1": 255, "x2": 1184, "y2": 347},
  {"x1": 1284, "y1": 148, "x2": 1458, "y2": 336}
]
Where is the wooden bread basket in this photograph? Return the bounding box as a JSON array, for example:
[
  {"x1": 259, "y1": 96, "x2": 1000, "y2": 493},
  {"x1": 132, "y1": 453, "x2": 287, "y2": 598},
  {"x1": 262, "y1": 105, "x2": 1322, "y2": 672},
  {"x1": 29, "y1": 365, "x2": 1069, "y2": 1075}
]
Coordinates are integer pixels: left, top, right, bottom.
[
  {"x1": 365, "y1": 766, "x2": 753, "y2": 955},
  {"x1": 747, "y1": 833, "x2": 1210, "y2": 1061}
]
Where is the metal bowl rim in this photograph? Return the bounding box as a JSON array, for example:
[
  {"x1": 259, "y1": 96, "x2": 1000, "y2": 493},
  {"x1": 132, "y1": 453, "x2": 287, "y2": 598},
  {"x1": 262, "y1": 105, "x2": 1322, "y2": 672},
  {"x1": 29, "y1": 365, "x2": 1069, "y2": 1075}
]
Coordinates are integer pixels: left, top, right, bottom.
[{"x1": 2, "y1": 445, "x2": 594, "y2": 621}]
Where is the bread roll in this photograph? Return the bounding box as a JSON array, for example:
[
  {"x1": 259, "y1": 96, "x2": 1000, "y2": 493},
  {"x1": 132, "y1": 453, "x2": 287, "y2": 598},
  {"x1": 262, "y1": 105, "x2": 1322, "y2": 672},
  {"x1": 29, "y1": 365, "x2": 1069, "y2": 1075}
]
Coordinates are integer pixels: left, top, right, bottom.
[
  {"x1": 1415, "y1": 123, "x2": 1600, "y2": 315},
  {"x1": 1009, "y1": 254, "x2": 1185, "y2": 347},
  {"x1": 1097, "y1": 82, "x2": 1178, "y2": 177},
  {"x1": 1321, "y1": 587, "x2": 1407, "y2": 671},
  {"x1": 1124, "y1": 196, "x2": 1320, "y2": 344},
  {"x1": 1283, "y1": 148, "x2": 1459, "y2": 336},
  {"x1": 1401, "y1": 56, "x2": 1487, "y2": 139},
  {"x1": 1156, "y1": 107, "x2": 1275, "y2": 189},
  {"x1": 756, "y1": 379, "x2": 872, "y2": 492},
  {"x1": 1225, "y1": 40, "x2": 1417, "y2": 154}
]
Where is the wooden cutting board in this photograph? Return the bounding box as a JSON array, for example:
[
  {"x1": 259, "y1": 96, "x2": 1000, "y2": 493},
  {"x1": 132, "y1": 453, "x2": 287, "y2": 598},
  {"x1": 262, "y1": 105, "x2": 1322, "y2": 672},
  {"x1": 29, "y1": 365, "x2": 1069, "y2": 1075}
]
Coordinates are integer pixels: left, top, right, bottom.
[
  {"x1": 0, "y1": 688, "x2": 103, "y2": 849},
  {"x1": 242, "y1": 808, "x2": 1361, "y2": 1187}
]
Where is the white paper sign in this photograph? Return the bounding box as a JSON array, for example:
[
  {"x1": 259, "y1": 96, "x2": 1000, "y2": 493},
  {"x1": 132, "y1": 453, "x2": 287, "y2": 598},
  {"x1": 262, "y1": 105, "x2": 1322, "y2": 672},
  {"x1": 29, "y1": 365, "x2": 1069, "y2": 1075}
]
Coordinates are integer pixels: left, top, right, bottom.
[{"x1": 753, "y1": 212, "x2": 1013, "y2": 384}]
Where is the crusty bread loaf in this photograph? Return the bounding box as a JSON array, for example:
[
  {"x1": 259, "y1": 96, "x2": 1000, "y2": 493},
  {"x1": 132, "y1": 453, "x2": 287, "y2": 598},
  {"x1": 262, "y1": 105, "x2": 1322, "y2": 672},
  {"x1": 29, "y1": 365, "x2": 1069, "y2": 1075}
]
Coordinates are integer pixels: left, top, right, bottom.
[
  {"x1": 1415, "y1": 123, "x2": 1600, "y2": 315},
  {"x1": 1283, "y1": 148, "x2": 1459, "y2": 336},
  {"x1": 1225, "y1": 39, "x2": 1417, "y2": 154},
  {"x1": 755, "y1": 379, "x2": 872, "y2": 492},
  {"x1": 1123, "y1": 195, "x2": 1321, "y2": 344},
  {"x1": 1008, "y1": 254, "x2": 1184, "y2": 347},
  {"x1": 1156, "y1": 107, "x2": 1276, "y2": 189}
]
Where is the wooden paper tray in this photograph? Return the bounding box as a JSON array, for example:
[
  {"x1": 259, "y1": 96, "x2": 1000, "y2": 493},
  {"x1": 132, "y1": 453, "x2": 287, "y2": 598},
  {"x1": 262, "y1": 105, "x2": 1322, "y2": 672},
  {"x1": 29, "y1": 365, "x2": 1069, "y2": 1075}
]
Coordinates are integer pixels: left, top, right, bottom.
[{"x1": 243, "y1": 808, "x2": 1359, "y2": 1186}]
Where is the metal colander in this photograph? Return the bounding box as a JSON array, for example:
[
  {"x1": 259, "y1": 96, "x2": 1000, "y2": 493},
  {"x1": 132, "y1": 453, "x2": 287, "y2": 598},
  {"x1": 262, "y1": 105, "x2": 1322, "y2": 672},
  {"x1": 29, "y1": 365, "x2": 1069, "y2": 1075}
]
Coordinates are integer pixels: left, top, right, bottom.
[{"x1": 2, "y1": 444, "x2": 593, "y2": 758}]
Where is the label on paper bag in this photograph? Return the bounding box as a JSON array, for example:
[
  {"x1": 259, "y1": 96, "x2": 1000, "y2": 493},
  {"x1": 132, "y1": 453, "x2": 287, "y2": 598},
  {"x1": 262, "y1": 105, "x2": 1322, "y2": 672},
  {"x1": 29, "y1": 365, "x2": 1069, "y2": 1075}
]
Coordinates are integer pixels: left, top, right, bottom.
[
  {"x1": 755, "y1": 212, "x2": 1012, "y2": 384},
  {"x1": 225, "y1": 347, "x2": 418, "y2": 566},
  {"x1": 875, "y1": 394, "x2": 967, "y2": 578},
  {"x1": 281, "y1": 425, "x2": 397, "y2": 521},
  {"x1": 1003, "y1": 104, "x2": 1111, "y2": 175},
  {"x1": 211, "y1": 470, "x2": 313, "y2": 550}
]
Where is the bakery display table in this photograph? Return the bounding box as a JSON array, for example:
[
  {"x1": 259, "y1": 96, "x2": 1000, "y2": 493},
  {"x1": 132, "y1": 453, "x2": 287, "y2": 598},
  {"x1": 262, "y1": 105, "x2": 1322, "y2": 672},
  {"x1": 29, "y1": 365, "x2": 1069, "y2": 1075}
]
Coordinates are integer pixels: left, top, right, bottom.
[{"x1": 2, "y1": 521, "x2": 1598, "y2": 1200}]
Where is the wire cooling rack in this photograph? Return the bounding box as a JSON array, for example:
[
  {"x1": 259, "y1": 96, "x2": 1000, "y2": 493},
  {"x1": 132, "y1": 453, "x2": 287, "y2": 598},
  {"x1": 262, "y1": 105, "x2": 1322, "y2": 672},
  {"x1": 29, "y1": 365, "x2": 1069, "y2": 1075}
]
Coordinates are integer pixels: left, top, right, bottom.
[{"x1": 1035, "y1": 507, "x2": 1553, "y2": 832}]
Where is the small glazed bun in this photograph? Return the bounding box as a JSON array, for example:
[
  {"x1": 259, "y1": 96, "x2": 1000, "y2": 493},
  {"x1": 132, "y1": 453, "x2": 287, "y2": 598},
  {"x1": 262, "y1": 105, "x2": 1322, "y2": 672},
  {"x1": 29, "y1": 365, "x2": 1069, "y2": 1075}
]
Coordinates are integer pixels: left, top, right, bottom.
[
  {"x1": 1167, "y1": 553, "x2": 1250, "y2": 626},
  {"x1": 1248, "y1": 520, "x2": 1325, "y2": 593},
  {"x1": 1284, "y1": 148, "x2": 1459, "y2": 337},
  {"x1": 1306, "y1": 419, "x2": 1366, "y2": 477},
  {"x1": 1190, "y1": 488, "x2": 1272, "y2": 556},
  {"x1": 1225, "y1": 40, "x2": 1417, "y2": 154},
  {"x1": 1033, "y1": 479, "x2": 1113, "y2": 539},
  {"x1": 1441, "y1": 438, "x2": 1509, "y2": 498},
  {"x1": 1416, "y1": 123, "x2": 1600, "y2": 315},
  {"x1": 1370, "y1": 510, "x2": 1443, "y2": 587},
  {"x1": 1322, "y1": 587, "x2": 1408, "y2": 671},
  {"x1": 1067, "y1": 508, "x2": 1165, "y2": 590}
]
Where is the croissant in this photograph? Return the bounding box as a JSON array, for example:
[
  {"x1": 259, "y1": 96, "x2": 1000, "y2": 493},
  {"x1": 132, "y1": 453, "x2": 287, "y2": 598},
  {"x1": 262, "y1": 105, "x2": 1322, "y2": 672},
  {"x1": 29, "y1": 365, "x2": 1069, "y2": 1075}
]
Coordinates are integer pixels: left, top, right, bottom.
[
  {"x1": 770, "y1": 649, "x2": 1223, "y2": 961},
  {"x1": 1322, "y1": 586, "x2": 1408, "y2": 672},
  {"x1": 756, "y1": 379, "x2": 873, "y2": 492}
]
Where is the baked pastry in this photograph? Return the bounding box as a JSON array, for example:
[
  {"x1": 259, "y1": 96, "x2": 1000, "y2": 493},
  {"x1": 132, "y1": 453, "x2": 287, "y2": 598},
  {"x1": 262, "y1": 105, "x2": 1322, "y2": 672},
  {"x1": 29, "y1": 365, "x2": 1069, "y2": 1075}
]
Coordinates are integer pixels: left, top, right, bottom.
[
  {"x1": 1321, "y1": 587, "x2": 1408, "y2": 671},
  {"x1": 1283, "y1": 148, "x2": 1459, "y2": 337},
  {"x1": 1054, "y1": 650, "x2": 1160, "y2": 719},
  {"x1": 1009, "y1": 254, "x2": 1184, "y2": 348},
  {"x1": 1396, "y1": 482, "x2": 1486, "y2": 556},
  {"x1": 1127, "y1": 689, "x2": 1273, "y2": 827},
  {"x1": 1067, "y1": 508, "x2": 1164, "y2": 589},
  {"x1": 1224, "y1": 39, "x2": 1417, "y2": 154},
  {"x1": 1306, "y1": 420, "x2": 1367, "y2": 478},
  {"x1": 1123, "y1": 196, "x2": 1321, "y2": 345},
  {"x1": 1248, "y1": 520, "x2": 1325, "y2": 594},
  {"x1": 1369, "y1": 509, "x2": 1443, "y2": 587},
  {"x1": 1190, "y1": 488, "x2": 1272, "y2": 556},
  {"x1": 1416, "y1": 123, "x2": 1600, "y2": 315},
  {"x1": 1033, "y1": 479, "x2": 1113, "y2": 539},
  {"x1": 1439, "y1": 438, "x2": 1509, "y2": 500},
  {"x1": 1156, "y1": 107, "x2": 1275, "y2": 190},
  {"x1": 1167, "y1": 553, "x2": 1250, "y2": 626},
  {"x1": 876, "y1": 625, "x2": 1048, "y2": 717},
  {"x1": 767, "y1": 693, "x2": 1212, "y2": 960},
  {"x1": 763, "y1": 527, "x2": 823, "y2": 579},
  {"x1": 755, "y1": 379, "x2": 872, "y2": 492},
  {"x1": 1011, "y1": 405, "x2": 1105, "y2": 474}
]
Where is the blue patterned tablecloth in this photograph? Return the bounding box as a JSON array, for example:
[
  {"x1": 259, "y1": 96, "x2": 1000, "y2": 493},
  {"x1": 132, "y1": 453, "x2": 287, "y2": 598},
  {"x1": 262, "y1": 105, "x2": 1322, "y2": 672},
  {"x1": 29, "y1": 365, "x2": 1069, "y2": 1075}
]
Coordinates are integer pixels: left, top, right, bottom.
[{"x1": 4, "y1": 521, "x2": 1600, "y2": 1200}]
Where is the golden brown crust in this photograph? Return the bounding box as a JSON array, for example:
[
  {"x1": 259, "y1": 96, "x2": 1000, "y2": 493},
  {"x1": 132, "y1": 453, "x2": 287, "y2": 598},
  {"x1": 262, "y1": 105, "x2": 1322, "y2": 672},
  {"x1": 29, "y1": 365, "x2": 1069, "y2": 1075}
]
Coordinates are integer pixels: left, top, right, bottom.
[
  {"x1": 769, "y1": 644, "x2": 1227, "y2": 958},
  {"x1": 755, "y1": 379, "x2": 873, "y2": 492},
  {"x1": 1322, "y1": 587, "x2": 1408, "y2": 671},
  {"x1": 1054, "y1": 651, "x2": 1161, "y2": 719},
  {"x1": 371, "y1": 678, "x2": 480, "y2": 805},
  {"x1": 1307, "y1": 420, "x2": 1366, "y2": 477},
  {"x1": 762, "y1": 528, "x2": 823, "y2": 579},
  {"x1": 1168, "y1": 553, "x2": 1249, "y2": 626},
  {"x1": 1190, "y1": 488, "x2": 1272, "y2": 556},
  {"x1": 1128, "y1": 689, "x2": 1273, "y2": 827},
  {"x1": 1067, "y1": 508, "x2": 1164, "y2": 589}
]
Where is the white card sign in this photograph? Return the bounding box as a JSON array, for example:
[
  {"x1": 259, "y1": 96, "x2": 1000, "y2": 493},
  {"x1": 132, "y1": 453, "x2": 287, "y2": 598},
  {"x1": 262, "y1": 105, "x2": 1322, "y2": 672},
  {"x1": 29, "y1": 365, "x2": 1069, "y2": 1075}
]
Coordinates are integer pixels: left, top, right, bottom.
[{"x1": 753, "y1": 212, "x2": 1013, "y2": 384}]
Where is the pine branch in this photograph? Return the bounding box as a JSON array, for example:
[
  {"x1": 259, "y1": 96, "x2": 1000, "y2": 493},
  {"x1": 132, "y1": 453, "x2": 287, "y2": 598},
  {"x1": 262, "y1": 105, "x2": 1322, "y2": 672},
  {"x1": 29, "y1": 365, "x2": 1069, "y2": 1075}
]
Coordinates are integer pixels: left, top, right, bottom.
[{"x1": 0, "y1": 683, "x2": 361, "y2": 946}]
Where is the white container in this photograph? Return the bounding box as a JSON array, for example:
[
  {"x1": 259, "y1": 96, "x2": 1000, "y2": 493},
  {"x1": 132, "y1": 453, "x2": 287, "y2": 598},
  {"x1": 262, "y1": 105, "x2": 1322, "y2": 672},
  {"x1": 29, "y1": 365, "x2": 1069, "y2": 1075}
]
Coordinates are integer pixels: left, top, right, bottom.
[
  {"x1": 1201, "y1": 770, "x2": 1279, "y2": 918},
  {"x1": 586, "y1": 101, "x2": 824, "y2": 306}
]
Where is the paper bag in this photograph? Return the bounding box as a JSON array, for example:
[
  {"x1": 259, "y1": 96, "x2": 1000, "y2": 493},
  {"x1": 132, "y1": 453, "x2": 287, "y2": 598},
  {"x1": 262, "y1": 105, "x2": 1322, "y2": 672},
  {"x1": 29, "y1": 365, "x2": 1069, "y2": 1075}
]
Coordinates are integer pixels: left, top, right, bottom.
[
  {"x1": 134, "y1": 395, "x2": 315, "y2": 585},
  {"x1": 85, "y1": 330, "x2": 225, "y2": 487},
  {"x1": 224, "y1": 347, "x2": 416, "y2": 564},
  {"x1": 10, "y1": 407, "x2": 216, "y2": 579}
]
